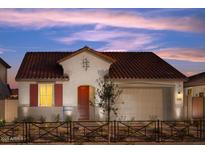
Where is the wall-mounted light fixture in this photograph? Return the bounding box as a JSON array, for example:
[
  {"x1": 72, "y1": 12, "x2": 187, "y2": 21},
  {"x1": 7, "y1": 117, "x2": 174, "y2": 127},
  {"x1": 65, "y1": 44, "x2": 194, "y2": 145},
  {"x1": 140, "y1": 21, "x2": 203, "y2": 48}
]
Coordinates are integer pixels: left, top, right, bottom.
[{"x1": 176, "y1": 91, "x2": 183, "y2": 102}]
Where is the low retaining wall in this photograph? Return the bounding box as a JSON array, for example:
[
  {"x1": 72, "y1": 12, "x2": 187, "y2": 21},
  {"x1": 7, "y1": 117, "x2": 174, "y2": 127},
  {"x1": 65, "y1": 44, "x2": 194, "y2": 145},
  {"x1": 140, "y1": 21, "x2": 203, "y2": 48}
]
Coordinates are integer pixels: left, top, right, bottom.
[{"x1": 18, "y1": 107, "x2": 64, "y2": 121}]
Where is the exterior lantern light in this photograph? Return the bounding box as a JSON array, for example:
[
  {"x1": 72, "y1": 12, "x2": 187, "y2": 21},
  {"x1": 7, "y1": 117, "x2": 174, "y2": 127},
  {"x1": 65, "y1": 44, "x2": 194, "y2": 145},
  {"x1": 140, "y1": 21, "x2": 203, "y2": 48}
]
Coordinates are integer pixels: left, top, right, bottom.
[{"x1": 176, "y1": 90, "x2": 183, "y2": 103}]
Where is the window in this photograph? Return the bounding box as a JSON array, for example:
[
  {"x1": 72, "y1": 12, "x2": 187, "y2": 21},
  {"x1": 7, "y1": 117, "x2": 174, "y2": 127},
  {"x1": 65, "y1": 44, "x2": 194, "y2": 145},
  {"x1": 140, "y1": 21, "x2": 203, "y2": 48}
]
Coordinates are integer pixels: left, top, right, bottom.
[{"x1": 39, "y1": 84, "x2": 53, "y2": 107}]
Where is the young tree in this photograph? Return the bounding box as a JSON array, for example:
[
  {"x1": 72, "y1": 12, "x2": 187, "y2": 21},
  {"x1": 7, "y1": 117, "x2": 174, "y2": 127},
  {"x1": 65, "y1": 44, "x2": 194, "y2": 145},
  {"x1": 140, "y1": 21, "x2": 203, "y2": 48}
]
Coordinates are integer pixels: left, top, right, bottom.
[{"x1": 92, "y1": 76, "x2": 122, "y2": 122}]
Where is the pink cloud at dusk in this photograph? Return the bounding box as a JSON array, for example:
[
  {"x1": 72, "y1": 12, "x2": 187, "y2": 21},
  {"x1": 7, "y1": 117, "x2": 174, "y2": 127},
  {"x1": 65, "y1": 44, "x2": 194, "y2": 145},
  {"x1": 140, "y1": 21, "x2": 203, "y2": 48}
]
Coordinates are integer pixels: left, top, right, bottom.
[
  {"x1": 0, "y1": 9, "x2": 205, "y2": 32},
  {"x1": 155, "y1": 48, "x2": 205, "y2": 62},
  {"x1": 56, "y1": 29, "x2": 158, "y2": 51},
  {"x1": 185, "y1": 71, "x2": 197, "y2": 77}
]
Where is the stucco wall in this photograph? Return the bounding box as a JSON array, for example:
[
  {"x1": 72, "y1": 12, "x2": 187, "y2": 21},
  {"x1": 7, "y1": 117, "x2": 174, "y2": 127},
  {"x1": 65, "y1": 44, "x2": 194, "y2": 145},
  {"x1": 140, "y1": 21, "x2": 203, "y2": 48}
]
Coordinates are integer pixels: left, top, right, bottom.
[
  {"x1": 18, "y1": 81, "x2": 35, "y2": 106},
  {"x1": 59, "y1": 51, "x2": 111, "y2": 107},
  {"x1": 0, "y1": 100, "x2": 5, "y2": 119},
  {"x1": 0, "y1": 62, "x2": 7, "y2": 83},
  {"x1": 0, "y1": 99, "x2": 18, "y2": 122},
  {"x1": 185, "y1": 85, "x2": 205, "y2": 97}
]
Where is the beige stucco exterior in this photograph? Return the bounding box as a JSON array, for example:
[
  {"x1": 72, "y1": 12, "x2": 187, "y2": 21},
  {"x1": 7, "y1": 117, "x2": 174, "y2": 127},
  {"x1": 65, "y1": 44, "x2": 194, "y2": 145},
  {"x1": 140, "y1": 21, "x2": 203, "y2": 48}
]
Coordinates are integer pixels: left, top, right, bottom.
[
  {"x1": 17, "y1": 51, "x2": 184, "y2": 121},
  {"x1": 184, "y1": 85, "x2": 205, "y2": 119},
  {"x1": 0, "y1": 62, "x2": 7, "y2": 83},
  {"x1": 0, "y1": 99, "x2": 18, "y2": 122}
]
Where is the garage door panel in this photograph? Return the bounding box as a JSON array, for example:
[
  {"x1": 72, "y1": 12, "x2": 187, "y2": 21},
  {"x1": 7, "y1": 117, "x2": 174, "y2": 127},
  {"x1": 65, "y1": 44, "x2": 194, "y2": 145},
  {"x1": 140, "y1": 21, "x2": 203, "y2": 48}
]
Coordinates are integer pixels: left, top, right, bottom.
[{"x1": 118, "y1": 88, "x2": 163, "y2": 120}]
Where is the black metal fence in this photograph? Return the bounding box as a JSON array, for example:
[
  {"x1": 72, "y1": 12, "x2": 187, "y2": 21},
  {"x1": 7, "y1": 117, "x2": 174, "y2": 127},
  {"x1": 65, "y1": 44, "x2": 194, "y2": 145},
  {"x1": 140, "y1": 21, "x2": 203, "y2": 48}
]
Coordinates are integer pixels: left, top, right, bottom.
[{"x1": 0, "y1": 120, "x2": 205, "y2": 144}]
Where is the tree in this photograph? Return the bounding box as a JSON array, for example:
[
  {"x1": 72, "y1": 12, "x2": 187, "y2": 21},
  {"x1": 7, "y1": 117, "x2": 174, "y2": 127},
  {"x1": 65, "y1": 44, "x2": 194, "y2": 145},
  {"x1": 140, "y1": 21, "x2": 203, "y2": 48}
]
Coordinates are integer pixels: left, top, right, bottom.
[
  {"x1": 91, "y1": 76, "x2": 122, "y2": 143},
  {"x1": 92, "y1": 76, "x2": 122, "y2": 122}
]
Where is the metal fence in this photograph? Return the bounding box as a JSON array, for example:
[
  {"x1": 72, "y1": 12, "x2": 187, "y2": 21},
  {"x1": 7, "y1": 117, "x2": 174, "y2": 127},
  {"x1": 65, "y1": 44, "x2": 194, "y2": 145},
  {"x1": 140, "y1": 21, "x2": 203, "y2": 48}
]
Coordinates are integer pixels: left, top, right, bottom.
[{"x1": 0, "y1": 120, "x2": 205, "y2": 144}]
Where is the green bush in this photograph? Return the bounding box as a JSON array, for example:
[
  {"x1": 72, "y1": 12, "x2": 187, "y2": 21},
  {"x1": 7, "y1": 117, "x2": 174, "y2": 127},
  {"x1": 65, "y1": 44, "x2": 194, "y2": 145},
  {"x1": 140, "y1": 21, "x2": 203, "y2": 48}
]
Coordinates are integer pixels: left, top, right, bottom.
[
  {"x1": 64, "y1": 115, "x2": 72, "y2": 122},
  {"x1": 0, "y1": 119, "x2": 6, "y2": 127},
  {"x1": 39, "y1": 116, "x2": 46, "y2": 123},
  {"x1": 23, "y1": 116, "x2": 34, "y2": 122},
  {"x1": 13, "y1": 117, "x2": 21, "y2": 123},
  {"x1": 55, "y1": 114, "x2": 60, "y2": 122}
]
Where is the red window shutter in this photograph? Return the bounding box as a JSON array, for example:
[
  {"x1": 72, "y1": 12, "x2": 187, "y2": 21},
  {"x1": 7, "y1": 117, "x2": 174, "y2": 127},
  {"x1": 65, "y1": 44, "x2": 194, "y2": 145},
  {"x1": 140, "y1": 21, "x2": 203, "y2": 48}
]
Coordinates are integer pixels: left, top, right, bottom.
[
  {"x1": 55, "y1": 84, "x2": 63, "y2": 107},
  {"x1": 30, "y1": 84, "x2": 38, "y2": 107}
]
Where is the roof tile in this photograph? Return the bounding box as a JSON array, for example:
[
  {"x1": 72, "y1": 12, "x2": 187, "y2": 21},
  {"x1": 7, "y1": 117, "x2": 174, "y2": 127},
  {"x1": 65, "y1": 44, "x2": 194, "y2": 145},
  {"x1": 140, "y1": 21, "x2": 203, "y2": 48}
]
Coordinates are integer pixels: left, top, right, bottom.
[{"x1": 15, "y1": 49, "x2": 186, "y2": 80}]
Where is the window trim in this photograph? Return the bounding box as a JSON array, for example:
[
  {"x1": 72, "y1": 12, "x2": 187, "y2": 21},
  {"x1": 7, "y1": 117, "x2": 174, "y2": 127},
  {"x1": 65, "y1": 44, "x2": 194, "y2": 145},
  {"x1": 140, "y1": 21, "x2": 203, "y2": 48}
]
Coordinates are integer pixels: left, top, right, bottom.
[{"x1": 38, "y1": 83, "x2": 54, "y2": 107}]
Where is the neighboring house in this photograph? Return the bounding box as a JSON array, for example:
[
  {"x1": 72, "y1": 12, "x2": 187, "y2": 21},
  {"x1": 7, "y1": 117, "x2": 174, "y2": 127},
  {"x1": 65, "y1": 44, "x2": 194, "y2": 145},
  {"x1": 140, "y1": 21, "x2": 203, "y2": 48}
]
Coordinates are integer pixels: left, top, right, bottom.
[
  {"x1": 184, "y1": 72, "x2": 205, "y2": 120},
  {"x1": 0, "y1": 57, "x2": 18, "y2": 122},
  {"x1": 0, "y1": 57, "x2": 11, "y2": 99},
  {"x1": 16, "y1": 46, "x2": 186, "y2": 121}
]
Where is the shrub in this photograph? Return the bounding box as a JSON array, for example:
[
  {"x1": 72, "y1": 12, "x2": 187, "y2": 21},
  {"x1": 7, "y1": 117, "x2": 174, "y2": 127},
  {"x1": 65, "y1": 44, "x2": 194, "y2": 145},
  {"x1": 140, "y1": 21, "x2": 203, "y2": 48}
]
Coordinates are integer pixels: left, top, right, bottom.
[
  {"x1": 23, "y1": 116, "x2": 34, "y2": 122},
  {"x1": 39, "y1": 116, "x2": 46, "y2": 123},
  {"x1": 64, "y1": 115, "x2": 72, "y2": 122},
  {"x1": 178, "y1": 129, "x2": 187, "y2": 140},
  {"x1": 55, "y1": 114, "x2": 60, "y2": 122},
  {"x1": 13, "y1": 117, "x2": 21, "y2": 123},
  {"x1": 149, "y1": 115, "x2": 158, "y2": 121},
  {"x1": 0, "y1": 119, "x2": 6, "y2": 127}
]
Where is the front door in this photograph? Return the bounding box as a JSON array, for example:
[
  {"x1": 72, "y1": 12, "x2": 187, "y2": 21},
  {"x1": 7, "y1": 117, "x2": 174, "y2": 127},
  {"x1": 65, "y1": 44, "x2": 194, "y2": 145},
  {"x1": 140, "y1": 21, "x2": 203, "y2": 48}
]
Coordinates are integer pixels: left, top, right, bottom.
[
  {"x1": 192, "y1": 97, "x2": 204, "y2": 119},
  {"x1": 78, "y1": 86, "x2": 90, "y2": 120}
]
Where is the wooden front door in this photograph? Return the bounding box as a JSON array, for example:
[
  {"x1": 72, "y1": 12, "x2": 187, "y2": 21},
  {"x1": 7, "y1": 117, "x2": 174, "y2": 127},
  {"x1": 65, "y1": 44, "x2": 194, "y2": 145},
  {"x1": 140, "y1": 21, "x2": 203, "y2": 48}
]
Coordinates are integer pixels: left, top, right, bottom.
[
  {"x1": 78, "y1": 86, "x2": 90, "y2": 120},
  {"x1": 192, "y1": 97, "x2": 204, "y2": 119}
]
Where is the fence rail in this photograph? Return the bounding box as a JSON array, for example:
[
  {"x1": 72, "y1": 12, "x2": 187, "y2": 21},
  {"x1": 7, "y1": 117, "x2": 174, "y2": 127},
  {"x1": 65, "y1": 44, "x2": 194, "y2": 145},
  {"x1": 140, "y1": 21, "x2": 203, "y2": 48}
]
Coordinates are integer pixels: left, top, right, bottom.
[{"x1": 0, "y1": 120, "x2": 205, "y2": 144}]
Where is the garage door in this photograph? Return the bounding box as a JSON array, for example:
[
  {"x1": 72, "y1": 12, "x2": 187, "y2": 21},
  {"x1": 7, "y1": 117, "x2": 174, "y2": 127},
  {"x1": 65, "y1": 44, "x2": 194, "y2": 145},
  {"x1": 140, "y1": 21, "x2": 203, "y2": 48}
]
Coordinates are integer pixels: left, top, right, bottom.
[{"x1": 118, "y1": 88, "x2": 164, "y2": 120}]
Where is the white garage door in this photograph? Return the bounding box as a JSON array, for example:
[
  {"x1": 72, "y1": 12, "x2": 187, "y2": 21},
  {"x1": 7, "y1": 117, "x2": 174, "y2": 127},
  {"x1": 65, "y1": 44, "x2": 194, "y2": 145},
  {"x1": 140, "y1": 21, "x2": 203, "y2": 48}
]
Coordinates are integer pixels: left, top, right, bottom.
[{"x1": 118, "y1": 88, "x2": 164, "y2": 120}]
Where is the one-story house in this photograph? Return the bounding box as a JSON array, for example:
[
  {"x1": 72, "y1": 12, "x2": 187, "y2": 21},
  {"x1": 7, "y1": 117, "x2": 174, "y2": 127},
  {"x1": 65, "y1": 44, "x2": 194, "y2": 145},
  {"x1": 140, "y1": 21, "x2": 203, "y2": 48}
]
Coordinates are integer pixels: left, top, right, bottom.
[
  {"x1": 184, "y1": 72, "x2": 205, "y2": 120},
  {"x1": 15, "y1": 46, "x2": 186, "y2": 121}
]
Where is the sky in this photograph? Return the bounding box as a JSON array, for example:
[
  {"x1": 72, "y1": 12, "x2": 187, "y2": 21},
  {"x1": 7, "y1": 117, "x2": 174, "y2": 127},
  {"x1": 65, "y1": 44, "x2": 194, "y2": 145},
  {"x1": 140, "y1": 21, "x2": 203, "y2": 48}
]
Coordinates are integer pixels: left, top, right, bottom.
[{"x1": 0, "y1": 8, "x2": 205, "y2": 88}]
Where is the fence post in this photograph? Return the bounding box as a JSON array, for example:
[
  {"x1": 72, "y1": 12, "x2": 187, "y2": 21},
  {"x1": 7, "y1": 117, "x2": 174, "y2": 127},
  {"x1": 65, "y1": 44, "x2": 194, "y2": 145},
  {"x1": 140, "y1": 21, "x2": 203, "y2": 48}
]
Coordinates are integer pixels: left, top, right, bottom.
[
  {"x1": 157, "y1": 120, "x2": 160, "y2": 142},
  {"x1": 114, "y1": 120, "x2": 116, "y2": 142},
  {"x1": 70, "y1": 121, "x2": 72, "y2": 143},
  {"x1": 203, "y1": 119, "x2": 205, "y2": 140},
  {"x1": 66, "y1": 122, "x2": 68, "y2": 142},
  {"x1": 25, "y1": 122, "x2": 28, "y2": 143},
  {"x1": 112, "y1": 121, "x2": 116, "y2": 142},
  {"x1": 200, "y1": 119, "x2": 203, "y2": 141}
]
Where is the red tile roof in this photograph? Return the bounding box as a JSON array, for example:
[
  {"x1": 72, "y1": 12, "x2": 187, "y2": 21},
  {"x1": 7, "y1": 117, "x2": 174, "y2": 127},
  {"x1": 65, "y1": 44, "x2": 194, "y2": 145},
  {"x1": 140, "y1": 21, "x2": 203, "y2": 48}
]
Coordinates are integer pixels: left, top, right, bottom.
[
  {"x1": 16, "y1": 52, "x2": 70, "y2": 80},
  {"x1": 16, "y1": 47, "x2": 186, "y2": 81},
  {"x1": 184, "y1": 72, "x2": 205, "y2": 87},
  {"x1": 58, "y1": 46, "x2": 116, "y2": 63}
]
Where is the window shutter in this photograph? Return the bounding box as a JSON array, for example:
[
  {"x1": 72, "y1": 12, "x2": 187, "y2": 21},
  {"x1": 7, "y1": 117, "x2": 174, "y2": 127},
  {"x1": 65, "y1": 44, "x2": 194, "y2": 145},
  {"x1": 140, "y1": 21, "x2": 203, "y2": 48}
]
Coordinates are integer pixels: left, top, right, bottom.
[
  {"x1": 55, "y1": 84, "x2": 63, "y2": 107},
  {"x1": 30, "y1": 84, "x2": 38, "y2": 107}
]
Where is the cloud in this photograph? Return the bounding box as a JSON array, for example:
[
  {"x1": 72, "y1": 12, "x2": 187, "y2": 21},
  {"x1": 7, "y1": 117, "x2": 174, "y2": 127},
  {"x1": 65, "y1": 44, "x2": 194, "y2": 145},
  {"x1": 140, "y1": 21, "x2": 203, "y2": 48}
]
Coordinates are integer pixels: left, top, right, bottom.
[
  {"x1": 0, "y1": 9, "x2": 204, "y2": 32},
  {"x1": 55, "y1": 29, "x2": 158, "y2": 51},
  {"x1": 56, "y1": 29, "x2": 133, "y2": 44},
  {"x1": 185, "y1": 71, "x2": 197, "y2": 77},
  {"x1": 155, "y1": 48, "x2": 205, "y2": 62},
  {"x1": 0, "y1": 48, "x2": 5, "y2": 54},
  {"x1": 0, "y1": 47, "x2": 15, "y2": 54},
  {"x1": 99, "y1": 36, "x2": 157, "y2": 51}
]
